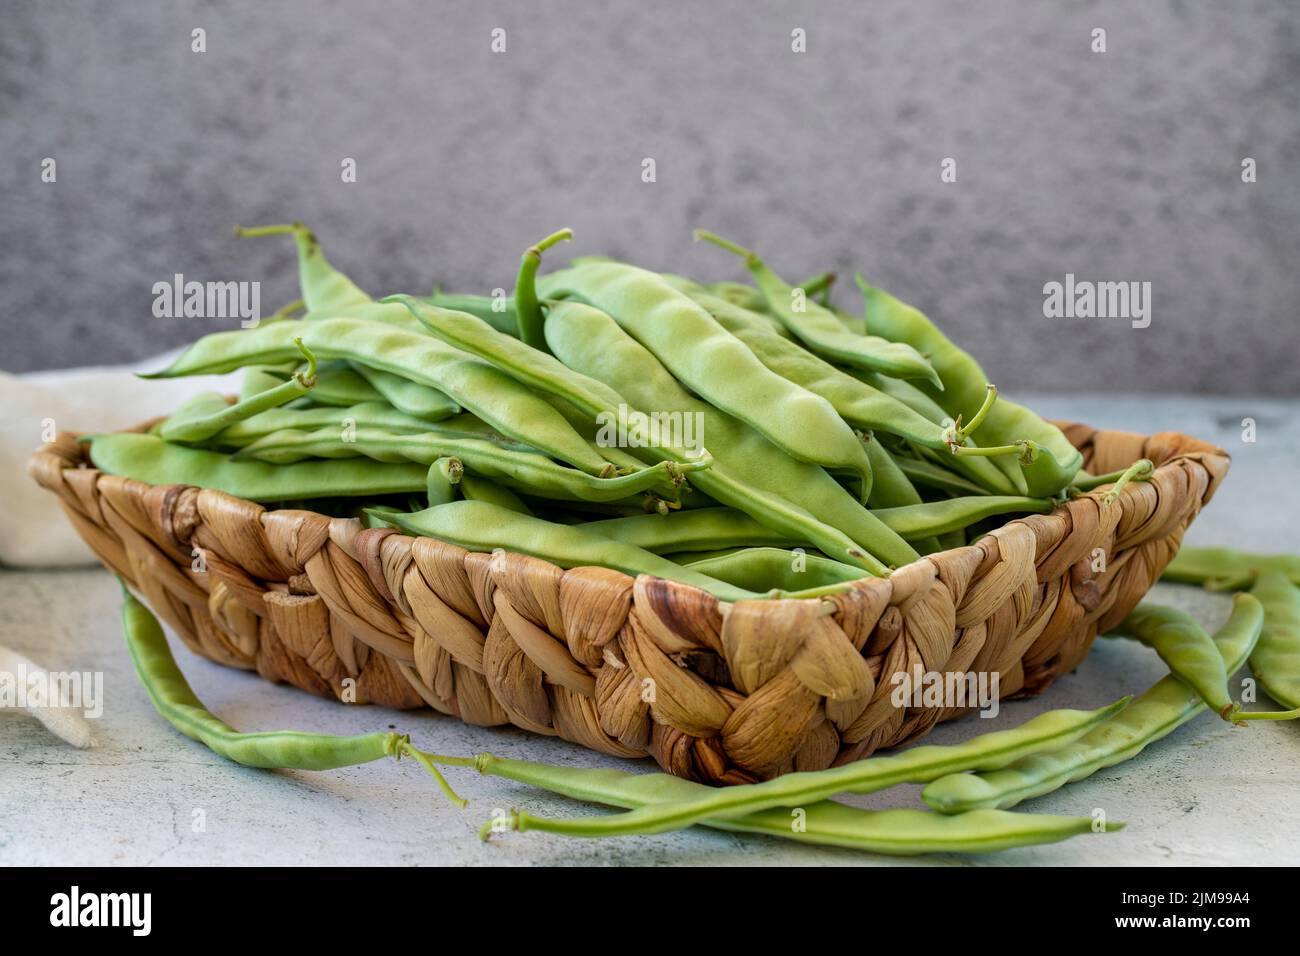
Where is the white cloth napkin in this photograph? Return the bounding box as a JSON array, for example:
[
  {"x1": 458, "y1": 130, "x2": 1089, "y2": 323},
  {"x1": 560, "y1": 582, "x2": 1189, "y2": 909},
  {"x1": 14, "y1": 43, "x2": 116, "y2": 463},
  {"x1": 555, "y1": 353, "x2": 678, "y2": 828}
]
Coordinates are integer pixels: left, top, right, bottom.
[{"x1": 2, "y1": 353, "x2": 235, "y2": 567}]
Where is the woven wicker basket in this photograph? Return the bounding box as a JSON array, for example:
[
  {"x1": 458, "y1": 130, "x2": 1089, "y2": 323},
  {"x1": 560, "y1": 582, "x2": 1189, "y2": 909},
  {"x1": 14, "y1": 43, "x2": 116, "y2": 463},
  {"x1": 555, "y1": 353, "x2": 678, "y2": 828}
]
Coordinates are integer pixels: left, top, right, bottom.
[{"x1": 30, "y1": 422, "x2": 1228, "y2": 784}]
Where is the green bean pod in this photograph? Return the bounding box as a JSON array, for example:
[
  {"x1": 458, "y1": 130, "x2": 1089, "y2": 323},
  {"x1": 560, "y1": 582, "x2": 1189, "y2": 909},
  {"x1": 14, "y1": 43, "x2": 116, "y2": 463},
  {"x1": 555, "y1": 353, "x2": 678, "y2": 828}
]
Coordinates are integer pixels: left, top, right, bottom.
[
  {"x1": 349, "y1": 362, "x2": 460, "y2": 421},
  {"x1": 537, "y1": 259, "x2": 876, "y2": 490},
  {"x1": 1108, "y1": 602, "x2": 1237, "y2": 719},
  {"x1": 369, "y1": 500, "x2": 763, "y2": 603},
  {"x1": 89, "y1": 432, "x2": 430, "y2": 502},
  {"x1": 1247, "y1": 570, "x2": 1300, "y2": 711},
  {"x1": 160, "y1": 339, "x2": 319, "y2": 443},
  {"x1": 121, "y1": 585, "x2": 399, "y2": 769},
  {"x1": 511, "y1": 699, "x2": 1129, "y2": 837},
  {"x1": 142, "y1": 317, "x2": 610, "y2": 475},
  {"x1": 695, "y1": 230, "x2": 941, "y2": 386},
  {"x1": 425, "y1": 293, "x2": 520, "y2": 336},
  {"x1": 582, "y1": 508, "x2": 801, "y2": 554},
  {"x1": 235, "y1": 426, "x2": 709, "y2": 504},
  {"x1": 922, "y1": 593, "x2": 1265, "y2": 812},
  {"x1": 873, "y1": 495, "x2": 1056, "y2": 541},
  {"x1": 464, "y1": 752, "x2": 1115, "y2": 855},
  {"x1": 282, "y1": 360, "x2": 381, "y2": 406},
  {"x1": 673, "y1": 284, "x2": 952, "y2": 450},
  {"x1": 207, "y1": 402, "x2": 462, "y2": 448},
  {"x1": 458, "y1": 473, "x2": 533, "y2": 514},
  {"x1": 239, "y1": 363, "x2": 298, "y2": 401},
  {"x1": 704, "y1": 280, "x2": 775, "y2": 318},
  {"x1": 679, "y1": 547, "x2": 868, "y2": 593},
  {"x1": 1162, "y1": 546, "x2": 1300, "y2": 591},
  {"x1": 893, "y1": 454, "x2": 989, "y2": 497}
]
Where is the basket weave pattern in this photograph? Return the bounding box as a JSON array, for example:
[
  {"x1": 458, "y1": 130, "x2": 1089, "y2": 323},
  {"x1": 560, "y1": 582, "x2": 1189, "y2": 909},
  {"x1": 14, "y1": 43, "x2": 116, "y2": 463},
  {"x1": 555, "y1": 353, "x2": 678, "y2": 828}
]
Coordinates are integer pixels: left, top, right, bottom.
[{"x1": 30, "y1": 423, "x2": 1229, "y2": 784}]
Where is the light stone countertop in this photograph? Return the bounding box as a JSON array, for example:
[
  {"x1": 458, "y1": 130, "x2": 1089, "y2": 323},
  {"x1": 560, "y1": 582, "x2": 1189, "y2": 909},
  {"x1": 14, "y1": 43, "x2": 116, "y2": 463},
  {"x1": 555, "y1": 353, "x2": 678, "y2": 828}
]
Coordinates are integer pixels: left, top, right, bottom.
[{"x1": 3, "y1": 395, "x2": 1298, "y2": 866}]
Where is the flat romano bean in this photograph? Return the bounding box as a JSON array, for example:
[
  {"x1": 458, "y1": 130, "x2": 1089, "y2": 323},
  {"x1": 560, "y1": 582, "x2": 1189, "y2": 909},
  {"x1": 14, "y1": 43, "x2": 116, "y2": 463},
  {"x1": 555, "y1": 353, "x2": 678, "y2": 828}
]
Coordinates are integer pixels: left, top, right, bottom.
[
  {"x1": 542, "y1": 299, "x2": 914, "y2": 572},
  {"x1": 508, "y1": 699, "x2": 1129, "y2": 838},
  {"x1": 862, "y1": 438, "x2": 943, "y2": 554},
  {"x1": 893, "y1": 454, "x2": 989, "y2": 497},
  {"x1": 695, "y1": 230, "x2": 941, "y2": 386},
  {"x1": 454, "y1": 752, "x2": 1114, "y2": 855},
  {"x1": 239, "y1": 363, "x2": 297, "y2": 401},
  {"x1": 120, "y1": 584, "x2": 464, "y2": 801},
  {"x1": 279, "y1": 359, "x2": 383, "y2": 406},
  {"x1": 1162, "y1": 546, "x2": 1300, "y2": 592},
  {"x1": 457, "y1": 473, "x2": 533, "y2": 514},
  {"x1": 1107, "y1": 602, "x2": 1237, "y2": 719},
  {"x1": 349, "y1": 362, "x2": 460, "y2": 421},
  {"x1": 160, "y1": 339, "x2": 319, "y2": 443},
  {"x1": 922, "y1": 594, "x2": 1265, "y2": 813},
  {"x1": 1244, "y1": 569, "x2": 1300, "y2": 713},
  {"x1": 209, "y1": 402, "x2": 459, "y2": 447},
  {"x1": 933, "y1": 529, "x2": 967, "y2": 552},
  {"x1": 426, "y1": 292, "x2": 520, "y2": 336},
  {"x1": 89, "y1": 432, "x2": 430, "y2": 502},
  {"x1": 862, "y1": 437, "x2": 922, "y2": 510},
  {"x1": 679, "y1": 547, "x2": 868, "y2": 593},
  {"x1": 369, "y1": 500, "x2": 764, "y2": 602},
  {"x1": 856, "y1": 276, "x2": 1083, "y2": 497},
  {"x1": 873, "y1": 495, "x2": 1055, "y2": 540},
  {"x1": 669, "y1": 283, "x2": 953, "y2": 450},
  {"x1": 704, "y1": 280, "x2": 774, "y2": 318},
  {"x1": 536, "y1": 259, "x2": 876, "y2": 491},
  {"x1": 234, "y1": 426, "x2": 709, "y2": 504},
  {"x1": 582, "y1": 508, "x2": 802, "y2": 554},
  {"x1": 142, "y1": 317, "x2": 610, "y2": 475}
]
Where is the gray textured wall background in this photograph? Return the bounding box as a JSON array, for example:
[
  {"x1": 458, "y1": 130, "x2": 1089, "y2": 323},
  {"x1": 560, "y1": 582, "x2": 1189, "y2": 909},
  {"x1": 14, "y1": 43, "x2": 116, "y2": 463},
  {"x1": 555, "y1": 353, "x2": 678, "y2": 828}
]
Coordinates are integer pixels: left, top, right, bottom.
[{"x1": 3, "y1": 0, "x2": 1297, "y2": 392}]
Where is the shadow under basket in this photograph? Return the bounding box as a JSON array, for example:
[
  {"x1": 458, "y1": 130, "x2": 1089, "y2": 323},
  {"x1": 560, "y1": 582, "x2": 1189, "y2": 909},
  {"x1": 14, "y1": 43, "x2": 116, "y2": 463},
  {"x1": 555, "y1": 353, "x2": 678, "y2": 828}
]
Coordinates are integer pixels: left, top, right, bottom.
[{"x1": 30, "y1": 422, "x2": 1229, "y2": 785}]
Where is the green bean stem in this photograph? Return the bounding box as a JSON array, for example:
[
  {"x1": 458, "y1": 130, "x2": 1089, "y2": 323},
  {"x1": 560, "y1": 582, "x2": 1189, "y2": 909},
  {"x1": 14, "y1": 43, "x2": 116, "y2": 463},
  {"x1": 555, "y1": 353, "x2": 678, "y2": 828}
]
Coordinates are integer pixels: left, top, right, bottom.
[{"x1": 514, "y1": 228, "x2": 573, "y2": 350}]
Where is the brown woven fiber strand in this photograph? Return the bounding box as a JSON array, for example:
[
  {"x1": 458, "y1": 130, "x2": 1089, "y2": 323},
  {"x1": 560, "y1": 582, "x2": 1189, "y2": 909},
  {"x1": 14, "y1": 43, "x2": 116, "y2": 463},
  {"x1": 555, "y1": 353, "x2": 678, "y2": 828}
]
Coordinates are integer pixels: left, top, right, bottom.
[{"x1": 30, "y1": 423, "x2": 1229, "y2": 784}]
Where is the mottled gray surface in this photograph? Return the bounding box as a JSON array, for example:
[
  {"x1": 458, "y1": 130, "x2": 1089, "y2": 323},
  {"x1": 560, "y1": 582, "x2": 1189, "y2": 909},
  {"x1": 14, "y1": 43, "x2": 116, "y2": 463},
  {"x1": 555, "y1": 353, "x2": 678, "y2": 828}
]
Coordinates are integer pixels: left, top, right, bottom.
[
  {"x1": 2, "y1": 1, "x2": 1297, "y2": 390},
  {"x1": 4, "y1": 395, "x2": 1299, "y2": 866}
]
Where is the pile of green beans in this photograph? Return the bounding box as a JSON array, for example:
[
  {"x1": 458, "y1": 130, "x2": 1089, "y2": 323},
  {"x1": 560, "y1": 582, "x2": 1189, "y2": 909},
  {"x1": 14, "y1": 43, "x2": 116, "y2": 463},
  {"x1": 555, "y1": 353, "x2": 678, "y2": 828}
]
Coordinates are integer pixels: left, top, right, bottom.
[{"x1": 93, "y1": 222, "x2": 1116, "y2": 600}]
